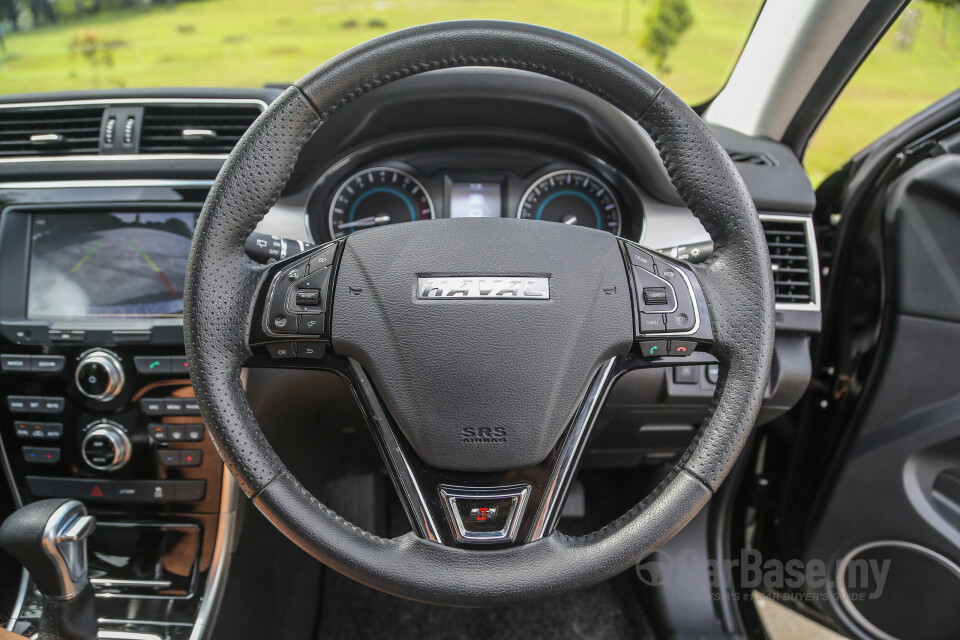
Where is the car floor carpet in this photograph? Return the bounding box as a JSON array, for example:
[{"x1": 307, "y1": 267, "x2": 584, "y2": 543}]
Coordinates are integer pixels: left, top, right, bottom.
[{"x1": 315, "y1": 569, "x2": 653, "y2": 640}]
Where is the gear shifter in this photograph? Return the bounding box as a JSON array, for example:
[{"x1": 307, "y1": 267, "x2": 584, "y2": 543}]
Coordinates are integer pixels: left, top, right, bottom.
[{"x1": 0, "y1": 499, "x2": 98, "y2": 640}]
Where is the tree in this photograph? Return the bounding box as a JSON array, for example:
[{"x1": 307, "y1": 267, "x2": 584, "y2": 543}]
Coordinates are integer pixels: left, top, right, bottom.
[
  {"x1": 927, "y1": 0, "x2": 959, "y2": 45},
  {"x1": 640, "y1": 0, "x2": 693, "y2": 74},
  {"x1": 0, "y1": 0, "x2": 19, "y2": 31},
  {"x1": 29, "y1": 0, "x2": 58, "y2": 26}
]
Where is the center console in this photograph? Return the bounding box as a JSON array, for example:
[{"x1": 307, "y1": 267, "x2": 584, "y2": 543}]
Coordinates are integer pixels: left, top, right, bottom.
[{"x1": 0, "y1": 185, "x2": 236, "y2": 639}]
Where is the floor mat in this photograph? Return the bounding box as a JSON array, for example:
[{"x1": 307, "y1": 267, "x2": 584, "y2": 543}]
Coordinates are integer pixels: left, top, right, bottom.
[{"x1": 316, "y1": 570, "x2": 651, "y2": 640}]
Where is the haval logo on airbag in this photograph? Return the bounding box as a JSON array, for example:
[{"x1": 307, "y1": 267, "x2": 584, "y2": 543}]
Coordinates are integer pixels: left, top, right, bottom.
[{"x1": 417, "y1": 277, "x2": 549, "y2": 299}]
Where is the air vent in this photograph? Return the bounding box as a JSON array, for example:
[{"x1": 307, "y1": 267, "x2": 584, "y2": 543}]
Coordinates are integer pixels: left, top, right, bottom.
[
  {"x1": 761, "y1": 216, "x2": 817, "y2": 308},
  {"x1": 139, "y1": 104, "x2": 262, "y2": 154},
  {"x1": 0, "y1": 106, "x2": 103, "y2": 158},
  {"x1": 729, "y1": 150, "x2": 774, "y2": 166}
]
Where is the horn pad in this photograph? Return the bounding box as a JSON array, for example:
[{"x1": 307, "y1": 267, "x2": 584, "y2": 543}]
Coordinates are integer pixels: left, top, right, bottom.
[{"x1": 330, "y1": 218, "x2": 633, "y2": 472}]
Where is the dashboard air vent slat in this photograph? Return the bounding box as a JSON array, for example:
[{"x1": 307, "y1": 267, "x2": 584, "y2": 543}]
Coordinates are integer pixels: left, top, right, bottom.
[
  {"x1": 0, "y1": 106, "x2": 103, "y2": 157},
  {"x1": 139, "y1": 104, "x2": 261, "y2": 154},
  {"x1": 762, "y1": 217, "x2": 815, "y2": 307}
]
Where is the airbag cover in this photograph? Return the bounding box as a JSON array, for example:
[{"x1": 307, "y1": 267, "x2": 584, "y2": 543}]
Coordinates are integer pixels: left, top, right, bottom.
[{"x1": 331, "y1": 217, "x2": 632, "y2": 471}]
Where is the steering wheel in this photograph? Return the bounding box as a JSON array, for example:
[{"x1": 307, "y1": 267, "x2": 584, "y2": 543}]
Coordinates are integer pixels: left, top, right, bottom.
[{"x1": 183, "y1": 20, "x2": 774, "y2": 606}]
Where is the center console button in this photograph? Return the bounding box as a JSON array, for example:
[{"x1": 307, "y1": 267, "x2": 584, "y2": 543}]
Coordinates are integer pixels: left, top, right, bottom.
[
  {"x1": 1, "y1": 355, "x2": 31, "y2": 372},
  {"x1": 41, "y1": 397, "x2": 65, "y2": 413},
  {"x1": 32, "y1": 355, "x2": 65, "y2": 373},
  {"x1": 81, "y1": 422, "x2": 131, "y2": 471},
  {"x1": 162, "y1": 399, "x2": 184, "y2": 415},
  {"x1": 183, "y1": 424, "x2": 205, "y2": 441},
  {"x1": 22, "y1": 446, "x2": 60, "y2": 464},
  {"x1": 141, "y1": 398, "x2": 164, "y2": 415},
  {"x1": 7, "y1": 396, "x2": 28, "y2": 412},
  {"x1": 75, "y1": 351, "x2": 124, "y2": 402},
  {"x1": 134, "y1": 356, "x2": 171, "y2": 375}
]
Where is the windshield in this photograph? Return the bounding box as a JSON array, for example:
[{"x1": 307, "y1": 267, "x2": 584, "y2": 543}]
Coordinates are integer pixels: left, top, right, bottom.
[{"x1": 1, "y1": 0, "x2": 762, "y2": 105}]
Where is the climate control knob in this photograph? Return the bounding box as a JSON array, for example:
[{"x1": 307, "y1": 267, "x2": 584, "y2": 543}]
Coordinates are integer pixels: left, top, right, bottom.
[
  {"x1": 75, "y1": 350, "x2": 124, "y2": 402},
  {"x1": 81, "y1": 422, "x2": 131, "y2": 471}
]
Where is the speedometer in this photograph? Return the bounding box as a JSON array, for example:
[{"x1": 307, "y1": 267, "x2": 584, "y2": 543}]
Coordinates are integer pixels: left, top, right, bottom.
[
  {"x1": 328, "y1": 167, "x2": 434, "y2": 238},
  {"x1": 517, "y1": 170, "x2": 621, "y2": 234}
]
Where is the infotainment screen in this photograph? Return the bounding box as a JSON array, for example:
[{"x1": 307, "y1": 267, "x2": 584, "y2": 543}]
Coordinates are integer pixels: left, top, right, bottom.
[{"x1": 28, "y1": 211, "x2": 196, "y2": 319}]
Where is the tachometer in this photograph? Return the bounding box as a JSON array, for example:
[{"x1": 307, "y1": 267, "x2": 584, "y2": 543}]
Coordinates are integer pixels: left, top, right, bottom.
[
  {"x1": 328, "y1": 167, "x2": 434, "y2": 238},
  {"x1": 517, "y1": 170, "x2": 621, "y2": 234}
]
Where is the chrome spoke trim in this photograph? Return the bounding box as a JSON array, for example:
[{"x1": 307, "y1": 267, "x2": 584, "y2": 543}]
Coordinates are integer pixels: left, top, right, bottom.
[
  {"x1": 527, "y1": 357, "x2": 619, "y2": 541},
  {"x1": 346, "y1": 358, "x2": 443, "y2": 543}
]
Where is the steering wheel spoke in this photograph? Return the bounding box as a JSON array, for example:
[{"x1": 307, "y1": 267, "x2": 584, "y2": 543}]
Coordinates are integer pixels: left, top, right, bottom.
[
  {"x1": 339, "y1": 356, "x2": 623, "y2": 547},
  {"x1": 246, "y1": 239, "x2": 344, "y2": 366}
]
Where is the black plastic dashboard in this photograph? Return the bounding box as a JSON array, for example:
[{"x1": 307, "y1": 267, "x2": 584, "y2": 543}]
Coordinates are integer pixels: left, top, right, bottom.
[{"x1": 0, "y1": 70, "x2": 820, "y2": 637}]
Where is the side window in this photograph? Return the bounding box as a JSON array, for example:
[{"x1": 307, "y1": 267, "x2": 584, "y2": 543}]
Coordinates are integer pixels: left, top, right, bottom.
[{"x1": 804, "y1": 1, "x2": 960, "y2": 186}]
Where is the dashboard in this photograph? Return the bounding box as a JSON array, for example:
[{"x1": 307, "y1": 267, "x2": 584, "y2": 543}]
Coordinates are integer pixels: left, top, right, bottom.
[{"x1": 0, "y1": 69, "x2": 820, "y2": 638}]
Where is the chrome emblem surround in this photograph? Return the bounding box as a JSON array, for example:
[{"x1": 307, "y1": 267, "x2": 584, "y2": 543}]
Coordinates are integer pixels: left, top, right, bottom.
[{"x1": 417, "y1": 276, "x2": 550, "y2": 300}]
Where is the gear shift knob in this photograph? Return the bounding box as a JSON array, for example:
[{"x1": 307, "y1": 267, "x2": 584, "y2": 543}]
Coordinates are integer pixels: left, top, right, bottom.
[{"x1": 0, "y1": 499, "x2": 98, "y2": 640}]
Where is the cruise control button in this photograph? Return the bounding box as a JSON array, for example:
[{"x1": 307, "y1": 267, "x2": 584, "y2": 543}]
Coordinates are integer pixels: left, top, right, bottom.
[
  {"x1": 639, "y1": 313, "x2": 667, "y2": 334},
  {"x1": 642, "y1": 288, "x2": 668, "y2": 305},
  {"x1": 297, "y1": 314, "x2": 325, "y2": 335},
  {"x1": 628, "y1": 248, "x2": 656, "y2": 273}
]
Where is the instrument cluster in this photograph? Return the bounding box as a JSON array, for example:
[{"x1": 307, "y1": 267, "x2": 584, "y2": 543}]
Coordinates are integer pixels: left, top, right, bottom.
[{"x1": 305, "y1": 150, "x2": 643, "y2": 244}]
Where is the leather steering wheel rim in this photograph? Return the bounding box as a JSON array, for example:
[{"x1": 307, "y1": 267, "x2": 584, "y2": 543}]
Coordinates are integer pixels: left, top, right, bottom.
[{"x1": 183, "y1": 20, "x2": 775, "y2": 605}]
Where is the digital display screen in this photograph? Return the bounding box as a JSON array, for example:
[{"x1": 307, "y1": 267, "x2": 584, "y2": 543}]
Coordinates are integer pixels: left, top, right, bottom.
[
  {"x1": 449, "y1": 182, "x2": 501, "y2": 218},
  {"x1": 28, "y1": 211, "x2": 196, "y2": 319}
]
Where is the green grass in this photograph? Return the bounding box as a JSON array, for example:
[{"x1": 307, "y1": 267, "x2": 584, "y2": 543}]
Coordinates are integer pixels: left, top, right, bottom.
[
  {"x1": 1, "y1": 0, "x2": 957, "y2": 185},
  {"x1": 805, "y1": 3, "x2": 960, "y2": 184}
]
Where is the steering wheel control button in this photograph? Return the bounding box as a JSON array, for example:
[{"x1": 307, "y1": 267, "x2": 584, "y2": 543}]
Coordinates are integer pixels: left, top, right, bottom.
[
  {"x1": 439, "y1": 485, "x2": 530, "y2": 544},
  {"x1": 628, "y1": 249, "x2": 656, "y2": 273},
  {"x1": 306, "y1": 245, "x2": 337, "y2": 274},
  {"x1": 668, "y1": 341, "x2": 697, "y2": 356},
  {"x1": 271, "y1": 313, "x2": 298, "y2": 334},
  {"x1": 266, "y1": 342, "x2": 296, "y2": 359},
  {"x1": 297, "y1": 314, "x2": 325, "y2": 335},
  {"x1": 297, "y1": 342, "x2": 326, "y2": 358},
  {"x1": 639, "y1": 313, "x2": 667, "y2": 334},
  {"x1": 638, "y1": 341, "x2": 668, "y2": 358},
  {"x1": 642, "y1": 287, "x2": 668, "y2": 305},
  {"x1": 295, "y1": 288, "x2": 321, "y2": 307},
  {"x1": 632, "y1": 267, "x2": 677, "y2": 313}
]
